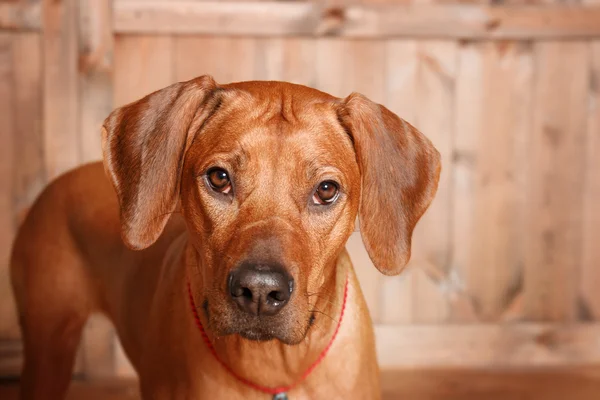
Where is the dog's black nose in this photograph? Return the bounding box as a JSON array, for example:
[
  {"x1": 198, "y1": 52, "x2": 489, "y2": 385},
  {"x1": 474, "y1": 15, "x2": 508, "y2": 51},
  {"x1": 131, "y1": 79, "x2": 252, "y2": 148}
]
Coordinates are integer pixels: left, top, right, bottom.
[{"x1": 229, "y1": 262, "x2": 293, "y2": 316}]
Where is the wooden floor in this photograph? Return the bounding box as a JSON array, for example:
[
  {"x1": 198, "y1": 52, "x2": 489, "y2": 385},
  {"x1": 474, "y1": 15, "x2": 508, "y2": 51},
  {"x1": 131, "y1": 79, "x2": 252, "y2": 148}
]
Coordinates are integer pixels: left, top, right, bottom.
[{"x1": 2, "y1": 368, "x2": 600, "y2": 399}]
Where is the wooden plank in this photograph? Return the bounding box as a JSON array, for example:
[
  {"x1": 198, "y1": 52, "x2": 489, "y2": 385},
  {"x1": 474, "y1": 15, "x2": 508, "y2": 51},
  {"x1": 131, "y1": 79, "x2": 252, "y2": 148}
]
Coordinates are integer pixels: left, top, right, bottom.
[
  {"x1": 453, "y1": 41, "x2": 532, "y2": 322},
  {"x1": 375, "y1": 323, "x2": 600, "y2": 368},
  {"x1": 281, "y1": 38, "x2": 316, "y2": 86},
  {"x1": 380, "y1": 40, "x2": 418, "y2": 324},
  {"x1": 315, "y1": 38, "x2": 350, "y2": 98},
  {"x1": 79, "y1": 0, "x2": 114, "y2": 163},
  {"x1": 11, "y1": 32, "x2": 44, "y2": 228},
  {"x1": 113, "y1": 35, "x2": 174, "y2": 107},
  {"x1": 174, "y1": 36, "x2": 229, "y2": 83},
  {"x1": 175, "y1": 36, "x2": 258, "y2": 85},
  {"x1": 581, "y1": 41, "x2": 600, "y2": 319},
  {"x1": 380, "y1": 367, "x2": 600, "y2": 400},
  {"x1": 0, "y1": 32, "x2": 16, "y2": 340},
  {"x1": 78, "y1": 0, "x2": 116, "y2": 378},
  {"x1": 524, "y1": 42, "x2": 589, "y2": 322},
  {"x1": 254, "y1": 38, "x2": 284, "y2": 81},
  {"x1": 409, "y1": 40, "x2": 457, "y2": 323},
  {"x1": 225, "y1": 38, "x2": 258, "y2": 83},
  {"x1": 343, "y1": 39, "x2": 385, "y2": 324},
  {"x1": 379, "y1": 40, "x2": 459, "y2": 324},
  {"x1": 43, "y1": 0, "x2": 80, "y2": 179},
  {"x1": 1, "y1": 32, "x2": 44, "y2": 345},
  {"x1": 0, "y1": 1, "x2": 41, "y2": 31},
  {"x1": 113, "y1": 2, "x2": 600, "y2": 39}
]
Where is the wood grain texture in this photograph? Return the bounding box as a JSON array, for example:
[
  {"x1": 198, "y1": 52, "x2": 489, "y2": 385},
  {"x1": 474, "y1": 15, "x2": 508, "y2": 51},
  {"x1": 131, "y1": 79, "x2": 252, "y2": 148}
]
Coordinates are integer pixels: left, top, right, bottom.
[
  {"x1": 453, "y1": 41, "x2": 532, "y2": 322},
  {"x1": 112, "y1": 2, "x2": 600, "y2": 39},
  {"x1": 113, "y1": 35, "x2": 174, "y2": 108},
  {"x1": 79, "y1": 0, "x2": 114, "y2": 163},
  {"x1": 409, "y1": 40, "x2": 457, "y2": 323},
  {"x1": 0, "y1": 32, "x2": 44, "y2": 344},
  {"x1": 343, "y1": 39, "x2": 386, "y2": 324},
  {"x1": 254, "y1": 38, "x2": 284, "y2": 81},
  {"x1": 380, "y1": 40, "x2": 419, "y2": 324},
  {"x1": 174, "y1": 37, "x2": 258, "y2": 86},
  {"x1": 380, "y1": 40, "x2": 457, "y2": 324},
  {"x1": 43, "y1": 0, "x2": 80, "y2": 179},
  {"x1": 581, "y1": 41, "x2": 600, "y2": 319},
  {"x1": 280, "y1": 38, "x2": 316, "y2": 87},
  {"x1": 174, "y1": 36, "x2": 229, "y2": 83},
  {"x1": 315, "y1": 38, "x2": 350, "y2": 98},
  {"x1": 375, "y1": 323, "x2": 600, "y2": 368},
  {"x1": 11, "y1": 33, "x2": 44, "y2": 228},
  {"x1": 524, "y1": 42, "x2": 589, "y2": 322},
  {"x1": 0, "y1": 1, "x2": 41, "y2": 31}
]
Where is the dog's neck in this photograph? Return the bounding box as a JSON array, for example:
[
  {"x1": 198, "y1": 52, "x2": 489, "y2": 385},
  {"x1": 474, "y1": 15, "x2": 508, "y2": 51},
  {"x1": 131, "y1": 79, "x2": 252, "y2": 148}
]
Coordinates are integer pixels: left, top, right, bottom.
[{"x1": 184, "y1": 243, "x2": 347, "y2": 388}]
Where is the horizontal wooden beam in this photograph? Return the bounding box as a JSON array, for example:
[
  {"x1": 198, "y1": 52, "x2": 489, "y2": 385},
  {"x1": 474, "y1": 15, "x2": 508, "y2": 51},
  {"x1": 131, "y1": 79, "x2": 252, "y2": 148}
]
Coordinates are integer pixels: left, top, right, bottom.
[
  {"x1": 376, "y1": 323, "x2": 600, "y2": 368},
  {"x1": 0, "y1": 1, "x2": 41, "y2": 31},
  {"x1": 4, "y1": 323, "x2": 600, "y2": 377},
  {"x1": 4, "y1": 2, "x2": 600, "y2": 39},
  {"x1": 113, "y1": 1, "x2": 600, "y2": 39}
]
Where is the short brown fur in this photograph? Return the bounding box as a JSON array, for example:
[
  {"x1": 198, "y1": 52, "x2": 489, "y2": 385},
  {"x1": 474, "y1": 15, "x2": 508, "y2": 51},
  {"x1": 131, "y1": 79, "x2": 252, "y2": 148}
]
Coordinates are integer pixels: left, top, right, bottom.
[{"x1": 10, "y1": 76, "x2": 440, "y2": 399}]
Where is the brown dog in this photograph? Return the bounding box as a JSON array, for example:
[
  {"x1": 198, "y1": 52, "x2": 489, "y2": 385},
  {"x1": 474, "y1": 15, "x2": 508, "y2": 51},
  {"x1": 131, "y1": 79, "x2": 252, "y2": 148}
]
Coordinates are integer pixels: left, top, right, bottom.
[{"x1": 10, "y1": 76, "x2": 440, "y2": 400}]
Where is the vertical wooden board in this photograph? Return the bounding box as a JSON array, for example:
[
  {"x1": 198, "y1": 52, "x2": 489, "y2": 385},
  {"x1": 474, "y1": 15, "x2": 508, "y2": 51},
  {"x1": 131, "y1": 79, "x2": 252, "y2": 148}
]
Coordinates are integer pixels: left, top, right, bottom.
[
  {"x1": 176, "y1": 36, "x2": 258, "y2": 84},
  {"x1": 524, "y1": 42, "x2": 588, "y2": 322},
  {"x1": 315, "y1": 38, "x2": 350, "y2": 98},
  {"x1": 410, "y1": 40, "x2": 457, "y2": 323},
  {"x1": 344, "y1": 39, "x2": 386, "y2": 104},
  {"x1": 225, "y1": 37, "x2": 257, "y2": 83},
  {"x1": 43, "y1": 0, "x2": 80, "y2": 179},
  {"x1": 0, "y1": 33, "x2": 16, "y2": 340},
  {"x1": 12, "y1": 33, "x2": 44, "y2": 230},
  {"x1": 343, "y1": 39, "x2": 386, "y2": 323},
  {"x1": 452, "y1": 42, "x2": 482, "y2": 324},
  {"x1": 0, "y1": 33, "x2": 44, "y2": 342},
  {"x1": 453, "y1": 41, "x2": 532, "y2": 322},
  {"x1": 254, "y1": 38, "x2": 284, "y2": 81},
  {"x1": 79, "y1": 0, "x2": 114, "y2": 163},
  {"x1": 174, "y1": 36, "x2": 231, "y2": 83},
  {"x1": 581, "y1": 42, "x2": 600, "y2": 319},
  {"x1": 380, "y1": 40, "x2": 418, "y2": 324},
  {"x1": 78, "y1": 0, "x2": 116, "y2": 377},
  {"x1": 113, "y1": 35, "x2": 174, "y2": 108},
  {"x1": 281, "y1": 38, "x2": 316, "y2": 87}
]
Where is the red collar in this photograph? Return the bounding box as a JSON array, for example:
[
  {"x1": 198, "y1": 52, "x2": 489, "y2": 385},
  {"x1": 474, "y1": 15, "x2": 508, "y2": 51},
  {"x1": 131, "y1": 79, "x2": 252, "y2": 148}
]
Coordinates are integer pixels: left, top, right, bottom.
[{"x1": 186, "y1": 275, "x2": 349, "y2": 397}]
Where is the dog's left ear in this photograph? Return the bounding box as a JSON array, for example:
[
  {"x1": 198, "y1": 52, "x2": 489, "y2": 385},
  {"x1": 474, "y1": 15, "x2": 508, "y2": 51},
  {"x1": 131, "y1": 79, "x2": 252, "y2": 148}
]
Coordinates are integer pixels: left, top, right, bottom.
[
  {"x1": 101, "y1": 75, "x2": 221, "y2": 250},
  {"x1": 338, "y1": 93, "x2": 441, "y2": 276}
]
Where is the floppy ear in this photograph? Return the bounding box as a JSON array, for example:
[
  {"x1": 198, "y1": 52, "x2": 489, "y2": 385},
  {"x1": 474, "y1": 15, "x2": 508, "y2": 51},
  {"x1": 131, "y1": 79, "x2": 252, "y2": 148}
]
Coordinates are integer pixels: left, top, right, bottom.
[
  {"x1": 101, "y1": 75, "x2": 220, "y2": 250},
  {"x1": 338, "y1": 93, "x2": 441, "y2": 276}
]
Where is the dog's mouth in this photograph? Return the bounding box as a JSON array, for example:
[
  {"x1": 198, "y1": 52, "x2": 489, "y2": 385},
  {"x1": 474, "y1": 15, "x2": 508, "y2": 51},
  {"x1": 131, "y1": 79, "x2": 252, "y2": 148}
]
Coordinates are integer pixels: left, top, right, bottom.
[
  {"x1": 238, "y1": 327, "x2": 275, "y2": 342},
  {"x1": 202, "y1": 299, "x2": 313, "y2": 345}
]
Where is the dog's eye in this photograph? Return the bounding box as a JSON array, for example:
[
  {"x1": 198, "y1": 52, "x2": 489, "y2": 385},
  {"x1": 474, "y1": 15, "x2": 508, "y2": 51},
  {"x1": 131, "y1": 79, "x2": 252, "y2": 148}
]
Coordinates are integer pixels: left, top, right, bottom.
[
  {"x1": 313, "y1": 181, "x2": 339, "y2": 205},
  {"x1": 206, "y1": 168, "x2": 232, "y2": 194}
]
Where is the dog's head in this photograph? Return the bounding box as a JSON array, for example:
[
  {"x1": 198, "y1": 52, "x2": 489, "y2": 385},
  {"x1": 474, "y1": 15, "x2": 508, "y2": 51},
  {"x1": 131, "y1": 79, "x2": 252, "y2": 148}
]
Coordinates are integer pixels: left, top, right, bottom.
[{"x1": 102, "y1": 76, "x2": 440, "y2": 344}]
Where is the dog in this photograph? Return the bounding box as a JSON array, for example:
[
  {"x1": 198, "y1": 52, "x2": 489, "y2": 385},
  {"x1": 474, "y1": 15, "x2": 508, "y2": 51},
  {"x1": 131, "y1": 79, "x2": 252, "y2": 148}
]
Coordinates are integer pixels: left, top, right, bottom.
[{"x1": 10, "y1": 76, "x2": 440, "y2": 400}]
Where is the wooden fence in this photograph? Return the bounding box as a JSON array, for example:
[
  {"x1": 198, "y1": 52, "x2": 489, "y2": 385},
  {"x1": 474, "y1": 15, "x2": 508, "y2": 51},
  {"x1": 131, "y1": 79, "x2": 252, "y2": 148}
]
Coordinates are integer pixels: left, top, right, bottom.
[{"x1": 1, "y1": 0, "x2": 600, "y2": 379}]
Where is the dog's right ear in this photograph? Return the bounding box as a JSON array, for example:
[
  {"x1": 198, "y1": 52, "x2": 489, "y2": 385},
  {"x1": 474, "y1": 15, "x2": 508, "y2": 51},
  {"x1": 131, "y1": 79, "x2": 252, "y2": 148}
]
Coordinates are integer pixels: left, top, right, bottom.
[{"x1": 101, "y1": 75, "x2": 220, "y2": 250}]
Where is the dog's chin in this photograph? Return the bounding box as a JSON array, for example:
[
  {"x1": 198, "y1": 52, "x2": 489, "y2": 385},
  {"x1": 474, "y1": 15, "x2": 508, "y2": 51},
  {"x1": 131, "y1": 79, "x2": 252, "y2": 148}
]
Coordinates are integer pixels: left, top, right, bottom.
[
  {"x1": 238, "y1": 328, "x2": 275, "y2": 342},
  {"x1": 212, "y1": 320, "x2": 310, "y2": 345},
  {"x1": 207, "y1": 303, "x2": 313, "y2": 345}
]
